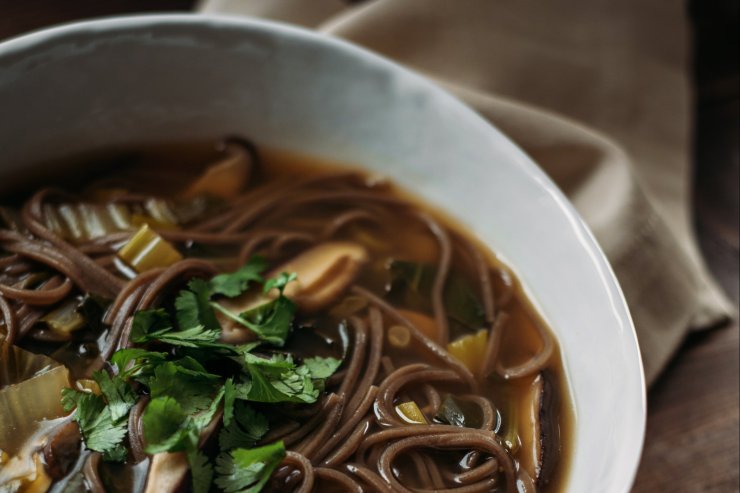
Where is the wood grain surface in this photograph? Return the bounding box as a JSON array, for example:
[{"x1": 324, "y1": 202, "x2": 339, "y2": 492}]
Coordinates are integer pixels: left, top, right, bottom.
[{"x1": 0, "y1": 1, "x2": 737, "y2": 491}]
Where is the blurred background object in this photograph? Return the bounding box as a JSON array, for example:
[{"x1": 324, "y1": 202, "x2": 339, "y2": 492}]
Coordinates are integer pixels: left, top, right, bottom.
[{"x1": 0, "y1": 0, "x2": 736, "y2": 491}]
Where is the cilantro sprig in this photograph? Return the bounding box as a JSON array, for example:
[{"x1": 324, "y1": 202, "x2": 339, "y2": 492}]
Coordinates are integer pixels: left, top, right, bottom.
[
  {"x1": 211, "y1": 271, "x2": 298, "y2": 347},
  {"x1": 60, "y1": 257, "x2": 342, "y2": 493},
  {"x1": 215, "y1": 441, "x2": 286, "y2": 493}
]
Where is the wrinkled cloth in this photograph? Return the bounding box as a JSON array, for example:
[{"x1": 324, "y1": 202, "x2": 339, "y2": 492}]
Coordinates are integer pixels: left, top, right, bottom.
[{"x1": 199, "y1": 0, "x2": 734, "y2": 384}]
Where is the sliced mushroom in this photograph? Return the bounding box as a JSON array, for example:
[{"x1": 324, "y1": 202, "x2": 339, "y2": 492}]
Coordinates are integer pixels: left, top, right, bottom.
[
  {"x1": 217, "y1": 242, "x2": 369, "y2": 344},
  {"x1": 183, "y1": 138, "x2": 254, "y2": 200},
  {"x1": 518, "y1": 370, "x2": 560, "y2": 487},
  {"x1": 143, "y1": 409, "x2": 223, "y2": 493},
  {"x1": 42, "y1": 420, "x2": 81, "y2": 479},
  {"x1": 143, "y1": 452, "x2": 188, "y2": 493}
]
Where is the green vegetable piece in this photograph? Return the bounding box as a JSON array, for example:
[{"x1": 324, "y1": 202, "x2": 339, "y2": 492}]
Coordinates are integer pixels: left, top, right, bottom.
[
  {"x1": 262, "y1": 272, "x2": 297, "y2": 295},
  {"x1": 176, "y1": 278, "x2": 221, "y2": 331},
  {"x1": 146, "y1": 360, "x2": 219, "y2": 415},
  {"x1": 215, "y1": 441, "x2": 286, "y2": 493},
  {"x1": 219, "y1": 401, "x2": 269, "y2": 451},
  {"x1": 434, "y1": 395, "x2": 484, "y2": 429},
  {"x1": 223, "y1": 378, "x2": 237, "y2": 427},
  {"x1": 154, "y1": 325, "x2": 222, "y2": 348},
  {"x1": 142, "y1": 396, "x2": 196, "y2": 454},
  {"x1": 131, "y1": 307, "x2": 222, "y2": 349},
  {"x1": 232, "y1": 351, "x2": 317, "y2": 404},
  {"x1": 213, "y1": 295, "x2": 296, "y2": 347},
  {"x1": 231, "y1": 349, "x2": 341, "y2": 405},
  {"x1": 192, "y1": 385, "x2": 226, "y2": 430},
  {"x1": 61, "y1": 388, "x2": 128, "y2": 461},
  {"x1": 110, "y1": 348, "x2": 168, "y2": 378},
  {"x1": 130, "y1": 309, "x2": 172, "y2": 343},
  {"x1": 210, "y1": 257, "x2": 268, "y2": 298},
  {"x1": 92, "y1": 370, "x2": 137, "y2": 422},
  {"x1": 188, "y1": 449, "x2": 214, "y2": 493},
  {"x1": 302, "y1": 356, "x2": 342, "y2": 380}
]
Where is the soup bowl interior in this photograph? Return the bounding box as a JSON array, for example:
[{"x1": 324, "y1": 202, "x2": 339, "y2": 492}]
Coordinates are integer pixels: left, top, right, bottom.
[{"x1": 0, "y1": 14, "x2": 645, "y2": 493}]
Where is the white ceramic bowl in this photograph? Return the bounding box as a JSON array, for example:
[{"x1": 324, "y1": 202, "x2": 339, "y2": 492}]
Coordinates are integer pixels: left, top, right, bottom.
[{"x1": 0, "y1": 14, "x2": 645, "y2": 492}]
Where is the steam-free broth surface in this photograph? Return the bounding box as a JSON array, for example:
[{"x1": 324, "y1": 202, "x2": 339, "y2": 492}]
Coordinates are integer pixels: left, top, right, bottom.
[{"x1": 0, "y1": 140, "x2": 572, "y2": 493}]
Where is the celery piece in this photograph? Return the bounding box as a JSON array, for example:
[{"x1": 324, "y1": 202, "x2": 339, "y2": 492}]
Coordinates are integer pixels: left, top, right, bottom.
[{"x1": 118, "y1": 224, "x2": 182, "y2": 273}]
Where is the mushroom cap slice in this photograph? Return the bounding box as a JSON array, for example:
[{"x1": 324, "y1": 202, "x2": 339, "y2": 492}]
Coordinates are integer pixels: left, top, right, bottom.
[
  {"x1": 183, "y1": 138, "x2": 254, "y2": 200},
  {"x1": 518, "y1": 370, "x2": 561, "y2": 487},
  {"x1": 143, "y1": 452, "x2": 188, "y2": 493},
  {"x1": 217, "y1": 242, "x2": 369, "y2": 344},
  {"x1": 277, "y1": 241, "x2": 368, "y2": 313}
]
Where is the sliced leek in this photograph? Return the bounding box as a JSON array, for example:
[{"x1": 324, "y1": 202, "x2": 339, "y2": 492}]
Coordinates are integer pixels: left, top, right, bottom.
[
  {"x1": 40, "y1": 200, "x2": 183, "y2": 243},
  {"x1": 40, "y1": 299, "x2": 86, "y2": 339},
  {"x1": 118, "y1": 224, "x2": 182, "y2": 273}
]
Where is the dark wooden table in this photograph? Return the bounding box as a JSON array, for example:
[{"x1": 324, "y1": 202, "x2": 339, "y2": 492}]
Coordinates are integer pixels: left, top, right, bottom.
[{"x1": 0, "y1": 1, "x2": 737, "y2": 491}]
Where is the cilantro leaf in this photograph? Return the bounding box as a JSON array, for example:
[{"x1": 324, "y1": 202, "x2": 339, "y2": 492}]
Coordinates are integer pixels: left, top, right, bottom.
[
  {"x1": 130, "y1": 309, "x2": 171, "y2": 343},
  {"x1": 210, "y1": 257, "x2": 267, "y2": 298},
  {"x1": 231, "y1": 351, "x2": 341, "y2": 405},
  {"x1": 212, "y1": 296, "x2": 295, "y2": 347},
  {"x1": 262, "y1": 272, "x2": 297, "y2": 295},
  {"x1": 192, "y1": 385, "x2": 226, "y2": 430},
  {"x1": 153, "y1": 325, "x2": 222, "y2": 348},
  {"x1": 238, "y1": 351, "x2": 295, "y2": 373},
  {"x1": 188, "y1": 449, "x2": 214, "y2": 493},
  {"x1": 214, "y1": 441, "x2": 286, "y2": 493},
  {"x1": 131, "y1": 307, "x2": 222, "y2": 349},
  {"x1": 61, "y1": 389, "x2": 128, "y2": 461},
  {"x1": 142, "y1": 396, "x2": 196, "y2": 454},
  {"x1": 302, "y1": 356, "x2": 342, "y2": 380},
  {"x1": 110, "y1": 348, "x2": 168, "y2": 378},
  {"x1": 270, "y1": 364, "x2": 318, "y2": 403},
  {"x1": 146, "y1": 360, "x2": 219, "y2": 415},
  {"x1": 238, "y1": 359, "x2": 318, "y2": 404},
  {"x1": 224, "y1": 378, "x2": 237, "y2": 427},
  {"x1": 92, "y1": 370, "x2": 137, "y2": 422},
  {"x1": 176, "y1": 278, "x2": 220, "y2": 331},
  {"x1": 103, "y1": 444, "x2": 128, "y2": 463},
  {"x1": 219, "y1": 402, "x2": 269, "y2": 451}
]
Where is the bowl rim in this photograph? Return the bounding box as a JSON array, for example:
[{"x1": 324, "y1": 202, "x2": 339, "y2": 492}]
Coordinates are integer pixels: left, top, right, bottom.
[{"x1": 0, "y1": 13, "x2": 647, "y2": 492}]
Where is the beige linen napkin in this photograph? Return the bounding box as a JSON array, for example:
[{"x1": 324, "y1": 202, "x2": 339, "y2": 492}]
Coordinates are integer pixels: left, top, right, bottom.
[{"x1": 199, "y1": 0, "x2": 734, "y2": 384}]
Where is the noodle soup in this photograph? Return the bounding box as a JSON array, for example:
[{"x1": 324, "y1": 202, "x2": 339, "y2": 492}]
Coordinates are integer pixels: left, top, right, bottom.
[{"x1": 0, "y1": 139, "x2": 571, "y2": 492}]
